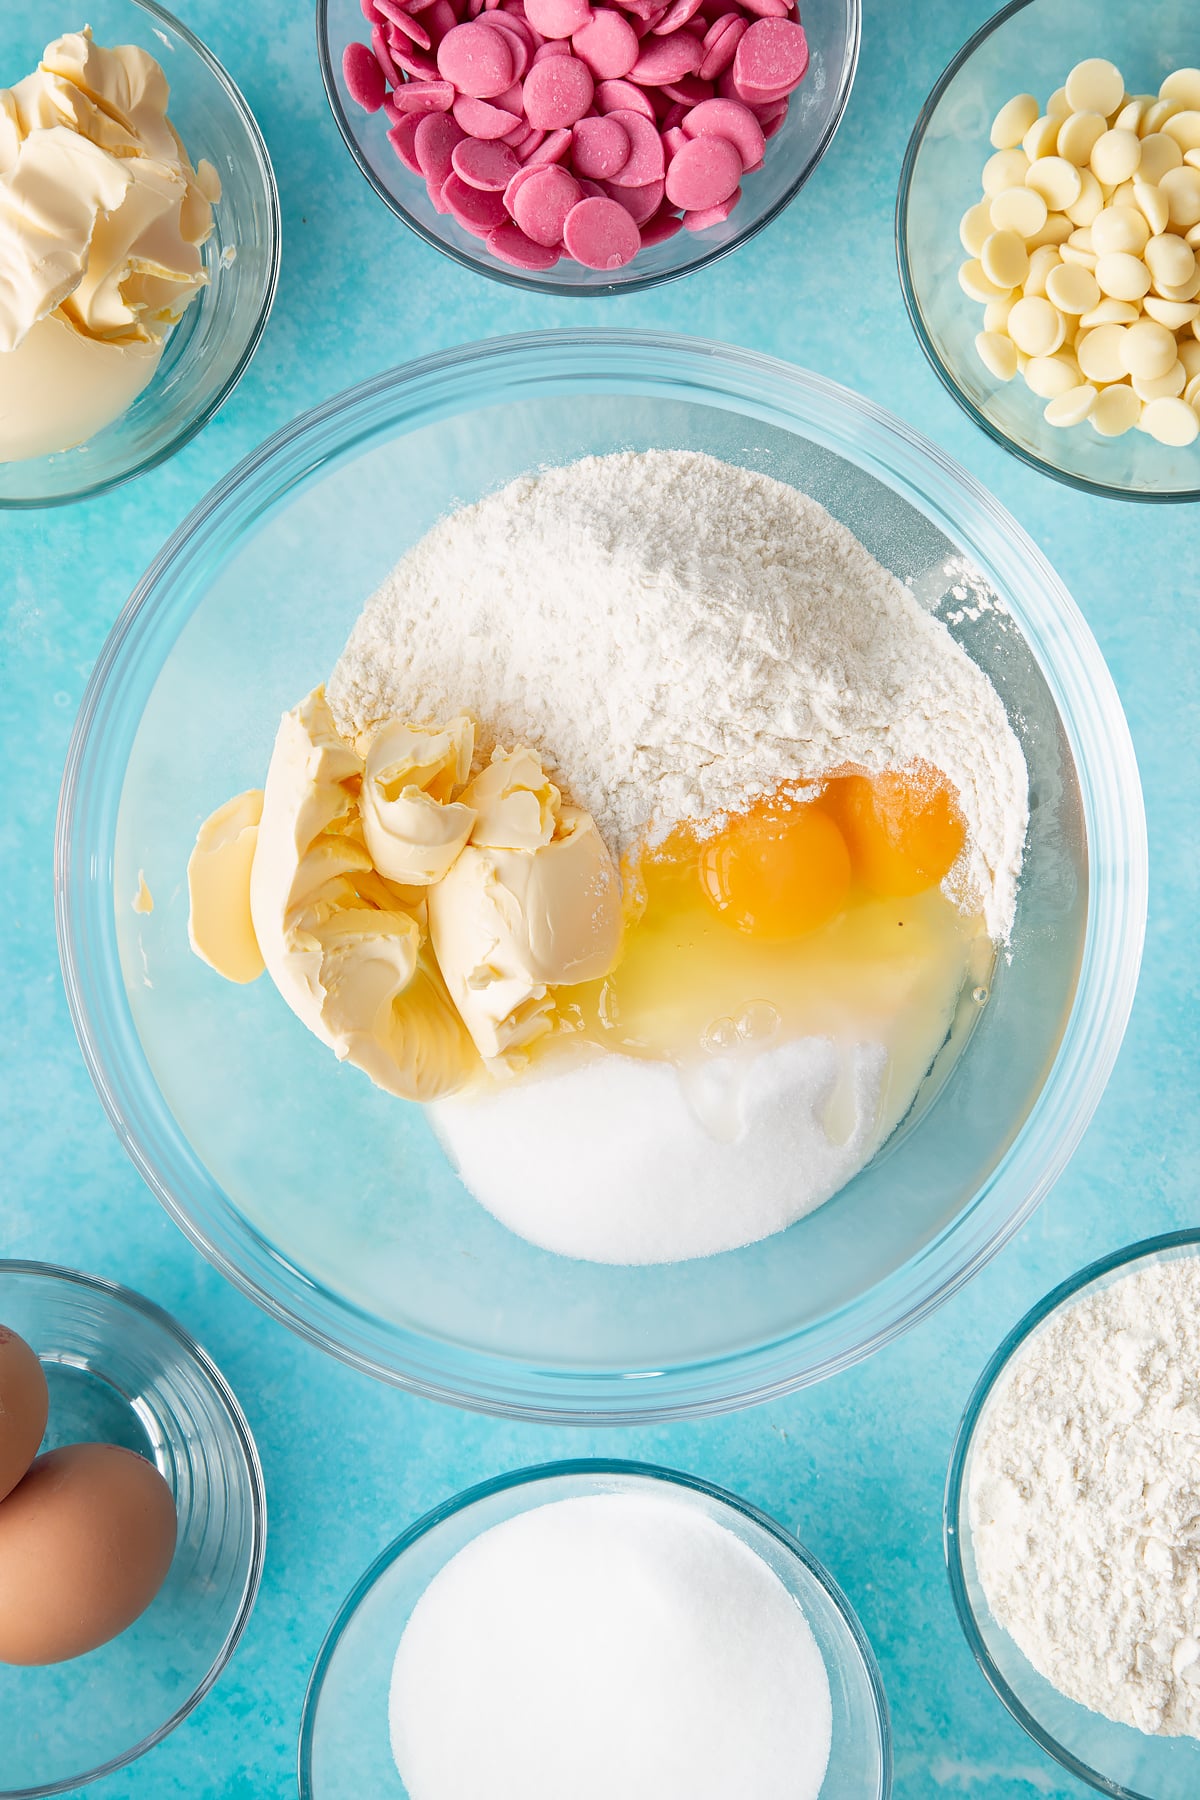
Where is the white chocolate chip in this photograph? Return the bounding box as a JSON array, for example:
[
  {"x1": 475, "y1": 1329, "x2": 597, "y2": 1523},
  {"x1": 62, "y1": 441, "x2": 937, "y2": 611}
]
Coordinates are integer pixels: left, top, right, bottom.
[
  {"x1": 1044, "y1": 383, "x2": 1098, "y2": 426},
  {"x1": 1095, "y1": 250, "x2": 1153, "y2": 300},
  {"x1": 1080, "y1": 297, "x2": 1139, "y2": 327},
  {"x1": 1065, "y1": 58, "x2": 1125, "y2": 118},
  {"x1": 991, "y1": 93, "x2": 1040, "y2": 149},
  {"x1": 1164, "y1": 111, "x2": 1200, "y2": 155},
  {"x1": 1091, "y1": 128, "x2": 1142, "y2": 186},
  {"x1": 982, "y1": 229, "x2": 1031, "y2": 288},
  {"x1": 1159, "y1": 166, "x2": 1200, "y2": 228},
  {"x1": 1022, "y1": 115, "x2": 1061, "y2": 162},
  {"x1": 1023, "y1": 351, "x2": 1082, "y2": 396},
  {"x1": 960, "y1": 199, "x2": 995, "y2": 255},
  {"x1": 1138, "y1": 131, "x2": 1183, "y2": 182},
  {"x1": 1046, "y1": 260, "x2": 1101, "y2": 312},
  {"x1": 1065, "y1": 169, "x2": 1104, "y2": 226},
  {"x1": 1027, "y1": 155, "x2": 1083, "y2": 210},
  {"x1": 1077, "y1": 322, "x2": 1130, "y2": 382},
  {"x1": 1141, "y1": 394, "x2": 1200, "y2": 443},
  {"x1": 1091, "y1": 204, "x2": 1150, "y2": 255},
  {"x1": 1142, "y1": 98, "x2": 1183, "y2": 137},
  {"x1": 975, "y1": 330, "x2": 1019, "y2": 380},
  {"x1": 1026, "y1": 245, "x2": 1064, "y2": 291},
  {"x1": 1057, "y1": 111, "x2": 1107, "y2": 167},
  {"x1": 1145, "y1": 232, "x2": 1196, "y2": 288},
  {"x1": 1161, "y1": 69, "x2": 1200, "y2": 110},
  {"x1": 1134, "y1": 177, "x2": 1171, "y2": 236},
  {"x1": 984, "y1": 295, "x2": 1016, "y2": 331},
  {"x1": 959, "y1": 259, "x2": 1013, "y2": 303},
  {"x1": 1089, "y1": 382, "x2": 1142, "y2": 435},
  {"x1": 1131, "y1": 361, "x2": 1186, "y2": 400},
  {"x1": 990, "y1": 186, "x2": 1049, "y2": 237},
  {"x1": 984, "y1": 147, "x2": 1031, "y2": 195},
  {"x1": 1122, "y1": 318, "x2": 1178, "y2": 378},
  {"x1": 1143, "y1": 295, "x2": 1200, "y2": 328},
  {"x1": 1008, "y1": 294, "x2": 1067, "y2": 355}
]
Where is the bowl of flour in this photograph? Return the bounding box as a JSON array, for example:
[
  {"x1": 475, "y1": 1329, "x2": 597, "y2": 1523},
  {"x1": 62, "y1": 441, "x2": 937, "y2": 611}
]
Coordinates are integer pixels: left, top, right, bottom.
[
  {"x1": 949, "y1": 1230, "x2": 1200, "y2": 1800},
  {"x1": 57, "y1": 331, "x2": 1147, "y2": 1419}
]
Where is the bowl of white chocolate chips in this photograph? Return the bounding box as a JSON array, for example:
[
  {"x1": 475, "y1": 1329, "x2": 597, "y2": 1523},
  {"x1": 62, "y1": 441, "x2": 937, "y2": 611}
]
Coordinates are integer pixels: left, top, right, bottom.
[
  {"x1": 0, "y1": 1, "x2": 278, "y2": 506},
  {"x1": 899, "y1": 0, "x2": 1200, "y2": 499}
]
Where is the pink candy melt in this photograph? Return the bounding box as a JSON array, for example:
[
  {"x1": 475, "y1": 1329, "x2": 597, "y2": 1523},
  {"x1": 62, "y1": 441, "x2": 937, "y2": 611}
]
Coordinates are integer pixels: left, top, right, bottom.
[
  {"x1": 343, "y1": 41, "x2": 387, "y2": 112},
  {"x1": 562, "y1": 194, "x2": 641, "y2": 266},
  {"x1": 344, "y1": 0, "x2": 809, "y2": 270}
]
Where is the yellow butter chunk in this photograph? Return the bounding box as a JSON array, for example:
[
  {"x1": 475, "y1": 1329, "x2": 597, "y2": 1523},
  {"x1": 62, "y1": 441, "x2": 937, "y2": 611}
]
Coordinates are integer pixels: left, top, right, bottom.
[{"x1": 188, "y1": 789, "x2": 266, "y2": 985}]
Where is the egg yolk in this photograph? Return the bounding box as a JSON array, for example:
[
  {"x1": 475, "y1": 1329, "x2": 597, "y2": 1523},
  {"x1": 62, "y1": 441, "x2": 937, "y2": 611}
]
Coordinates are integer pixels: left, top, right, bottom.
[
  {"x1": 698, "y1": 795, "x2": 852, "y2": 939},
  {"x1": 821, "y1": 764, "x2": 966, "y2": 898}
]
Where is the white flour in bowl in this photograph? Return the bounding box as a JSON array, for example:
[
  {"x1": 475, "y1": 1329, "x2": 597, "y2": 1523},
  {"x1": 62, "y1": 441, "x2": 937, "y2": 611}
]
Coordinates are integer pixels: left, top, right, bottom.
[
  {"x1": 329, "y1": 449, "x2": 1027, "y2": 941},
  {"x1": 970, "y1": 1255, "x2": 1200, "y2": 1739}
]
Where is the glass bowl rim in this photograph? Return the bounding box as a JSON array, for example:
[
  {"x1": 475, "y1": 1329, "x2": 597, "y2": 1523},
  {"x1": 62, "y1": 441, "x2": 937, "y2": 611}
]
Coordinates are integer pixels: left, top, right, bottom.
[
  {"x1": 944, "y1": 1227, "x2": 1200, "y2": 1800},
  {"x1": 54, "y1": 327, "x2": 1148, "y2": 1423},
  {"x1": 0, "y1": 1257, "x2": 267, "y2": 1800},
  {"x1": 894, "y1": 0, "x2": 1200, "y2": 506},
  {"x1": 0, "y1": 0, "x2": 282, "y2": 513},
  {"x1": 297, "y1": 1454, "x2": 893, "y2": 1799},
  {"x1": 314, "y1": 0, "x2": 862, "y2": 297}
]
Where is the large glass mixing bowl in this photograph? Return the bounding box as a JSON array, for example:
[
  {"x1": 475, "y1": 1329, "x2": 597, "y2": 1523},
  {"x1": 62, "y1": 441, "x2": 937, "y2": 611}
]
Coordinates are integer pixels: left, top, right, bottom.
[{"x1": 56, "y1": 331, "x2": 1147, "y2": 1422}]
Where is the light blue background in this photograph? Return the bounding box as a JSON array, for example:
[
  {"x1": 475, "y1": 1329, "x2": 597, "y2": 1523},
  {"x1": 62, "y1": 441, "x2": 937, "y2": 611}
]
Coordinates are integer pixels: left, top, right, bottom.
[{"x1": 2, "y1": 1, "x2": 1197, "y2": 1795}]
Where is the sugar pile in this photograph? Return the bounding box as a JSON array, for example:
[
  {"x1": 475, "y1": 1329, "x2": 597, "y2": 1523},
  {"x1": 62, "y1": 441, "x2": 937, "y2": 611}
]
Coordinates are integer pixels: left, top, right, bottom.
[
  {"x1": 329, "y1": 449, "x2": 1027, "y2": 942},
  {"x1": 388, "y1": 1491, "x2": 833, "y2": 1800},
  {"x1": 432, "y1": 1038, "x2": 887, "y2": 1264}
]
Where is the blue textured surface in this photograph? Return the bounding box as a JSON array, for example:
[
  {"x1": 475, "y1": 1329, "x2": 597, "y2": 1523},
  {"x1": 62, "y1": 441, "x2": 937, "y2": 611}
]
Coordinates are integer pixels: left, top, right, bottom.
[{"x1": 2, "y1": 1, "x2": 1196, "y2": 1795}]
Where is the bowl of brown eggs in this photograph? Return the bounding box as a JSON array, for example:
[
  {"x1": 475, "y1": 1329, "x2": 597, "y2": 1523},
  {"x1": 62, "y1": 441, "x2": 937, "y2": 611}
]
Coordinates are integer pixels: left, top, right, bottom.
[{"x1": 0, "y1": 1262, "x2": 265, "y2": 1798}]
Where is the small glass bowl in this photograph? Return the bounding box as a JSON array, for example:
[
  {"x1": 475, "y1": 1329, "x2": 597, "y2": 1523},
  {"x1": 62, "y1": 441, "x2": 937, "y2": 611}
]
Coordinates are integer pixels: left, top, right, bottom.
[
  {"x1": 299, "y1": 1459, "x2": 891, "y2": 1798},
  {"x1": 0, "y1": 1261, "x2": 266, "y2": 1799},
  {"x1": 946, "y1": 1230, "x2": 1200, "y2": 1798},
  {"x1": 0, "y1": 0, "x2": 280, "y2": 510},
  {"x1": 897, "y1": 0, "x2": 1200, "y2": 502},
  {"x1": 316, "y1": 0, "x2": 859, "y2": 294}
]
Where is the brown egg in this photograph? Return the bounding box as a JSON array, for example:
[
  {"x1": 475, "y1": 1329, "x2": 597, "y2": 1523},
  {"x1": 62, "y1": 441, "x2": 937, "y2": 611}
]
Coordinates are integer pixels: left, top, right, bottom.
[
  {"x1": 0, "y1": 1323, "x2": 49, "y2": 1503},
  {"x1": 0, "y1": 1442, "x2": 177, "y2": 1665}
]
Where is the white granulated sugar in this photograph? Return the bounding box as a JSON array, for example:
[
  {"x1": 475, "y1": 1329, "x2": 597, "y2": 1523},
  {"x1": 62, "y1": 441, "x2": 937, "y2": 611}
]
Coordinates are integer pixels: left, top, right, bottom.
[
  {"x1": 433, "y1": 1038, "x2": 886, "y2": 1264},
  {"x1": 970, "y1": 1256, "x2": 1200, "y2": 1740},
  {"x1": 388, "y1": 1492, "x2": 833, "y2": 1800},
  {"x1": 329, "y1": 450, "x2": 1028, "y2": 941}
]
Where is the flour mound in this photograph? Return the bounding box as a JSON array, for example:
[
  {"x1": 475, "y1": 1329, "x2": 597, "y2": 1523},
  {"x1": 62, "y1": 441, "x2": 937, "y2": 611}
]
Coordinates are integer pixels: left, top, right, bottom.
[
  {"x1": 328, "y1": 450, "x2": 1027, "y2": 939},
  {"x1": 970, "y1": 1257, "x2": 1200, "y2": 1739}
]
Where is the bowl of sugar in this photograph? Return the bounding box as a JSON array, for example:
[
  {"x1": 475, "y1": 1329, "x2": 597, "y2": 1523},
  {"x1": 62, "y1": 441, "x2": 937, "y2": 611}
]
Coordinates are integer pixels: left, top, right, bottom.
[
  {"x1": 299, "y1": 1460, "x2": 890, "y2": 1799},
  {"x1": 56, "y1": 330, "x2": 1146, "y2": 1420}
]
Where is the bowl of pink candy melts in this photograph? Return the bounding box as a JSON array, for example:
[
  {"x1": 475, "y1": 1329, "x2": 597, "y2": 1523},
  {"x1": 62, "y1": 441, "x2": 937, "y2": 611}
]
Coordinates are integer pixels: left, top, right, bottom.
[{"x1": 318, "y1": 0, "x2": 858, "y2": 288}]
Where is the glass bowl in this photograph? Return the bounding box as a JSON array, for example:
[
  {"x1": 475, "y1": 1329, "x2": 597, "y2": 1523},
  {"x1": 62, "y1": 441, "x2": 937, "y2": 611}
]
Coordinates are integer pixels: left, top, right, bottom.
[
  {"x1": 946, "y1": 1231, "x2": 1200, "y2": 1798},
  {"x1": 0, "y1": 1261, "x2": 266, "y2": 1799},
  {"x1": 316, "y1": 0, "x2": 859, "y2": 293},
  {"x1": 55, "y1": 329, "x2": 1147, "y2": 1422},
  {"x1": 0, "y1": 0, "x2": 280, "y2": 510},
  {"x1": 298, "y1": 1459, "x2": 891, "y2": 1798},
  {"x1": 897, "y1": 0, "x2": 1200, "y2": 502}
]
